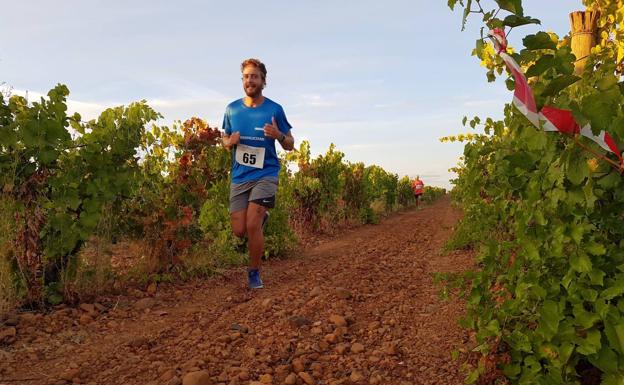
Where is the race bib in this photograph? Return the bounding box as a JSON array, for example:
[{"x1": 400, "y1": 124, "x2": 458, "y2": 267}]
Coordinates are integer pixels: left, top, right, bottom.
[{"x1": 235, "y1": 144, "x2": 265, "y2": 169}]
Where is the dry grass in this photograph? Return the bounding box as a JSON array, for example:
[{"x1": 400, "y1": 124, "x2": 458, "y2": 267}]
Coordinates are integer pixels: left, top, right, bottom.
[
  {"x1": 61, "y1": 237, "x2": 117, "y2": 303},
  {"x1": 370, "y1": 198, "x2": 387, "y2": 217},
  {"x1": 0, "y1": 256, "x2": 18, "y2": 318},
  {"x1": 0, "y1": 198, "x2": 19, "y2": 318}
]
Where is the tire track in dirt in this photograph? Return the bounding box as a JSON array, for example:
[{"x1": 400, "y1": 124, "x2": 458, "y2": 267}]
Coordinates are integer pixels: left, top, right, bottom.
[{"x1": 2, "y1": 197, "x2": 474, "y2": 385}]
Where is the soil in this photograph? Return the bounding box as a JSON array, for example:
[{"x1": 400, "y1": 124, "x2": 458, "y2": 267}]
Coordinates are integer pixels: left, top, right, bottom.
[{"x1": 0, "y1": 197, "x2": 474, "y2": 385}]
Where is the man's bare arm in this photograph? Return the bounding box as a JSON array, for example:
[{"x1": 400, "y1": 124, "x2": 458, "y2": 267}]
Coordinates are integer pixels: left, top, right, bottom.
[
  {"x1": 222, "y1": 132, "x2": 240, "y2": 151},
  {"x1": 278, "y1": 130, "x2": 294, "y2": 151}
]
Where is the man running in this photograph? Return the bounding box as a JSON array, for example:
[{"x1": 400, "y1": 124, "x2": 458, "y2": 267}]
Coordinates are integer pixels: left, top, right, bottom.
[
  {"x1": 222, "y1": 58, "x2": 294, "y2": 289},
  {"x1": 412, "y1": 176, "x2": 424, "y2": 207}
]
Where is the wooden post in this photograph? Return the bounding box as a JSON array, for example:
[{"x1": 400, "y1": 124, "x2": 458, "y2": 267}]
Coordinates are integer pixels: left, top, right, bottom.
[{"x1": 570, "y1": 10, "x2": 600, "y2": 75}]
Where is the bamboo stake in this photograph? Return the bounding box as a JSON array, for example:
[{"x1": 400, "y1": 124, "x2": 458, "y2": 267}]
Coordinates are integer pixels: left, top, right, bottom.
[
  {"x1": 569, "y1": 10, "x2": 600, "y2": 75},
  {"x1": 568, "y1": 10, "x2": 623, "y2": 173}
]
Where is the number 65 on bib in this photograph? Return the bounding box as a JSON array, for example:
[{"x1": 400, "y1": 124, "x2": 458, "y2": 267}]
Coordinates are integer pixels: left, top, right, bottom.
[{"x1": 235, "y1": 144, "x2": 266, "y2": 169}]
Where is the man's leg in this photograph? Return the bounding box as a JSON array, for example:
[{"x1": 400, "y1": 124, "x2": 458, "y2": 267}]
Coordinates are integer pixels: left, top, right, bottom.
[
  {"x1": 244, "y1": 179, "x2": 277, "y2": 288},
  {"x1": 230, "y1": 182, "x2": 251, "y2": 254},
  {"x1": 246, "y1": 202, "x2": 267, "y2": 270},
  {"x1": 230, "y1": 210, "x2": 247, "y2": 239}
]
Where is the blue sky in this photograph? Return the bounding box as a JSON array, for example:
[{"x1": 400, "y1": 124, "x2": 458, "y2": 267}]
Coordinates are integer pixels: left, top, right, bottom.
[{"x1": 1, "y1": 1, "x2": 581, "y2": 188}]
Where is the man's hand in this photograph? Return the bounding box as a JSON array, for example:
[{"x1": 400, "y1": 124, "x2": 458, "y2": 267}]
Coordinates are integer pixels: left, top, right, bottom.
[
  {"x1": 263, "y1": 117, "x2": 294, "y2": 151},
  {"x1": 223, "y1": 131, "x2": 240, "y2": 150},
  {"x1": 230, "y1": 131, "x2": 241, "y2": 145},
  {"x1": 263, "y1": 117, "x2": 281, "y2": 140}
]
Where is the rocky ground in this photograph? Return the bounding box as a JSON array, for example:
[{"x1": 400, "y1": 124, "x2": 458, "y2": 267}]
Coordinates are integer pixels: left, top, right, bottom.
[{"x1": 0, "y1": 197, "x2": 474, "y2": 385}]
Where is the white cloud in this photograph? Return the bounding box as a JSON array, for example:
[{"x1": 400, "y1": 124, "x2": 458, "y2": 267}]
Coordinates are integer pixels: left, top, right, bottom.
[
  {"x1": 13, "y1": 89, "x2": 116, "y2": 121},
  {"x1": 12, "y1": 88, "x2": 230, "y2": 126},
  {"x1": 293, "y1": 93, "x2": 337, "y2": 108},
  {"x1": 461, "y1": 98, "x2": 507, "y2": 109}
]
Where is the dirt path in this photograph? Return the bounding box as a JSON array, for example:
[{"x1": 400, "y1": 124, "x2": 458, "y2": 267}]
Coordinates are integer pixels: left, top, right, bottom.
[{"x1": 1, "y1": 197, "x2": 474, "y2": 385}]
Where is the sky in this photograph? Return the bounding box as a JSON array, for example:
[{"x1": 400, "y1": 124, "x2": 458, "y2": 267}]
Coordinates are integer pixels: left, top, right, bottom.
[{"x1": 0, "y1": 1, "x2": 582, "y2": 189}]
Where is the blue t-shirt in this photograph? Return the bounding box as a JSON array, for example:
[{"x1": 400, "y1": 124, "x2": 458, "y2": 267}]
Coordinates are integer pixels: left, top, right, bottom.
[{"x1": 222, "y1": 97, "x2": 292, "y2": 183}]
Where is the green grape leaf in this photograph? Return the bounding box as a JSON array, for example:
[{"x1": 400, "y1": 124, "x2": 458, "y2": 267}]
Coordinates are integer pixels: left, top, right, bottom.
[
  {"x1": 601, "y1": 276, "x2": 624, "y2": 300},
  {"x1": 503, "y1": 363, "x2": 521, "y2": 377},
  {"x1": 573, "y1": 304, "x2": 600, "y2": 328},
  {"x1": 542, "y1": 75, "x2": 581, "y2": 97},
  {"x1": 503, "y1": 14, "x2": 540, "y2": 28},
  {"x1": 39, "y1": 149, "x2": 59, "y2": 165},
  {"x1": 577, "y1": 329, "x2": 602, "y2": 355},
  {"x1": 566, "y1": 154, "x2": 589, "y2": 186},
  {"x1": 604, "y1": 320, "x2": 624, "y2": 355},
  {"x1": 523, "y1": 32, "x2": 557, "y2": 50},
  {"x1": 495, "y1": 0, "x2": 523, "y2": 15},
  {"x1": 525, "y1": 129, "x2": 547, "y2": 150},
  {"x1": 588, "y1": 346, "x2": 618, "y2": 374},
  {"x1": 525, "y1": 55, "x2": 556, "y2": 78},
  {"x1": 598, "y1": 171, "x2": 621, "y2": 189},
  {"x1": 602, "y1": 373, "x2": 624, "y2": 385},
  {"x1": 581, "y1": 96, "x2": 614, "y2": 133},
  {"x1": 0, "y1": 127, "x2": 18, "y2": 147},
  {"x1": 507, "y1": 330, "x2": 533, "y2": 352},
  {"x1": 537, "y1": 300, "x2": 562, "y2": 340},
  {"x1": 570, "y1": 252, "x2": 592, "y2": 273},
  {"x1": 589, "y1": 269, "x2": 606, "y2": 286},
  {"x1": 597, "y1": 74, "x2": 619, "y2": 91},
  {"x1": 461, "y1": 0, "x2": 473, "y2": 31},
  {"x1": 586, "y1": 241, "x2": 606, "y2": 256}
]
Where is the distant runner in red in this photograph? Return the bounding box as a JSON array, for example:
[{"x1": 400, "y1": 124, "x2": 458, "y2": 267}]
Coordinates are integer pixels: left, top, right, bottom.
[{"x1": 412, "y1": 176, "x2": 424, "y2": 206}]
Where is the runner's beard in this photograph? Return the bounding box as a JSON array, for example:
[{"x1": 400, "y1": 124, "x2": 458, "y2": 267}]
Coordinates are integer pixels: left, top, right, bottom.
[{"x1": 244, "y1": 83, "x2": 263, "y2": 98}]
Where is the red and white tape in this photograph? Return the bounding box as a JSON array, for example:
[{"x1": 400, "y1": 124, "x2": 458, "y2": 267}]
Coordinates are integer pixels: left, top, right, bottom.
[{"x1": 488, "y1": 28, "x2": 622, "y2": 164}]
